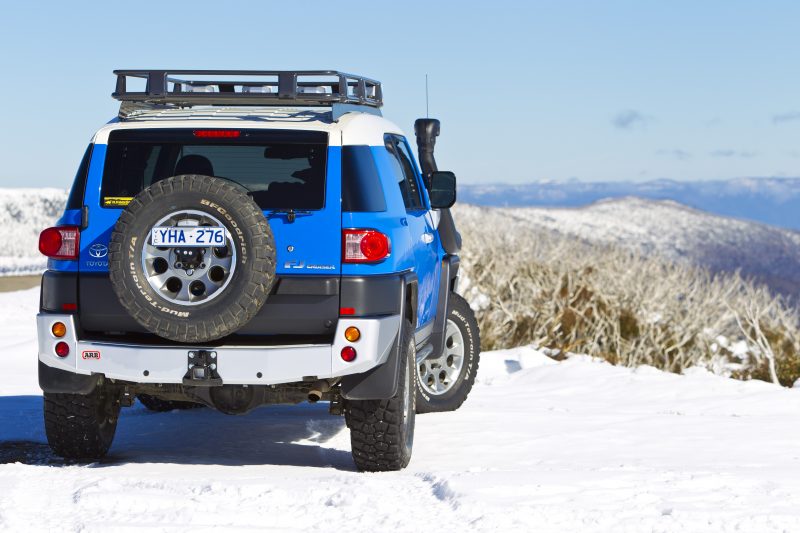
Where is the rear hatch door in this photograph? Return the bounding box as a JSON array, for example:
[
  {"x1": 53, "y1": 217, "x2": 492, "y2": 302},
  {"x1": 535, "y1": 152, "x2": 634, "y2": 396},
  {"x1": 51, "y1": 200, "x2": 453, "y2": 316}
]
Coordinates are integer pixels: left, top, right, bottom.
[{"x1": 77, "y1": 127, "x2": 342, "y2": 338}]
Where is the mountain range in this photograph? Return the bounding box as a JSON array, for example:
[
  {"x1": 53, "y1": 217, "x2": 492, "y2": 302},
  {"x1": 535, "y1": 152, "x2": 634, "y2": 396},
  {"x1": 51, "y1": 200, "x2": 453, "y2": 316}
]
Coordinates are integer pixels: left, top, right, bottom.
[
  {"x1": 453, "y1": 197, "x2": 800, "y2": 299},
  {"x1": 460, "y1": 178, "x2": 800, "y2": 231}
]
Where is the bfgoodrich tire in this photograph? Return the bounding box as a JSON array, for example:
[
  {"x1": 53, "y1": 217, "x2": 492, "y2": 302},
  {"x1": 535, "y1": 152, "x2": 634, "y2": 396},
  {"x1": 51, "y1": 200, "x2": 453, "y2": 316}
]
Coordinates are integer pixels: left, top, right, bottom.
[
  {"x1": 416, "y1": 293, "x2": 480, "y2": 413},
  {"x1": 108, "y1": 175, "x2": 276, "y2": 343},
  {"x1": 345, "y1": 319, "x2": 416, "y2": 472},
  {"x1": 44, "y1": 388, "x2": 120, "y2": 460}
]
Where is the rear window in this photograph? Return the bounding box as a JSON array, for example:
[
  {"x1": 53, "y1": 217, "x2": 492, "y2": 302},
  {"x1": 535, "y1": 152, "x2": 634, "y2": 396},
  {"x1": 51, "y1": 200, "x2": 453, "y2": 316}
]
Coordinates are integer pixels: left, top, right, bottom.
[{"x1": 101, "y1": 129, "x2": 328, "y2": 210}]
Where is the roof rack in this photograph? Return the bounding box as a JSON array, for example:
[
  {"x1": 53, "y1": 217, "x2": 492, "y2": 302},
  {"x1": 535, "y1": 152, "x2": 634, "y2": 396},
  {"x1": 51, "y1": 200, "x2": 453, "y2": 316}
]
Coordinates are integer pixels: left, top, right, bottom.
[{"x1": 112, "y1": 70, "x2": 383, "y2": 120}]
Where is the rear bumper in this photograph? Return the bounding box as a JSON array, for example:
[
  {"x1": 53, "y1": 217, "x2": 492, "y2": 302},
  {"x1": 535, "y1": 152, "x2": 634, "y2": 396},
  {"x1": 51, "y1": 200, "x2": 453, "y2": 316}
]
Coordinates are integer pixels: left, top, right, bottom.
[{"x1": 37, "y1": 313, "x2": 400, "y2": 388}]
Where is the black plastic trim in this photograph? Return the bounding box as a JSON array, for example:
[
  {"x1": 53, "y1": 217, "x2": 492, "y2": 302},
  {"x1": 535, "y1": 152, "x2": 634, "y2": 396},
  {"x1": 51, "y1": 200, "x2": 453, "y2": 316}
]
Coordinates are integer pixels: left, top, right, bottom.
[
  {"x1": 39, "y1": 361, "x2": 99, "y2": 394},
  {"x1": 66, "y1": 144, "x2": 93, "y2": 210},
  {"x1": 40, "y1": 270, "x2": 78, "y2": 313},
  {"x1": 427, "y1": 255, "x2": 460, "y2": 357},
  {"x1": 340, "y1": 272, "x2": 417, "y2": 400},
  {"x1": 77, "y1": 273, "x2": 340, "y2": 341},
  {"x1": 340, "y1": 274, "x2": 404, "y2": 317}
]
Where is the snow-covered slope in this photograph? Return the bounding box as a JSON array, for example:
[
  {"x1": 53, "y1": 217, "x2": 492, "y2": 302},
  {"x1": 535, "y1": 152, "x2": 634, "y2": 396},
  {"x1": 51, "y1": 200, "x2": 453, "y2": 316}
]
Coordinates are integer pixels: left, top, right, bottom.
[
  {"x1": 4, "y1": 288, "x2": 800, "y2": 531},
  {"x1": 0, "y1": 188, "x2": 66, "y2": 275},
  {"x1": 460, "y1": 177, "x2": 800, "y2": 230},
  {"x1": 455, "y1": 198, "x2": 800, "y2": 297}
]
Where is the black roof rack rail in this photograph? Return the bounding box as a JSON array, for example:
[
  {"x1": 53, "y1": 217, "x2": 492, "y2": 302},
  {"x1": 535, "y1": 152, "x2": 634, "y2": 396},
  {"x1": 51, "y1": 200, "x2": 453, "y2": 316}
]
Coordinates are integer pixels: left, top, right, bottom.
[{"x1": 112, "y1": 70, "x2": 383, "y2": 118}]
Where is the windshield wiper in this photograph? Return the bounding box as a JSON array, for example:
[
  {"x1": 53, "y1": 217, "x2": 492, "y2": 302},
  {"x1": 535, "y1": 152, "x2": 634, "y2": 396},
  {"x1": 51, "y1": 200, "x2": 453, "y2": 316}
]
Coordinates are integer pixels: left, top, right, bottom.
[{"x1": 267, "y1": 209, "x2": 311, "y2": 223}]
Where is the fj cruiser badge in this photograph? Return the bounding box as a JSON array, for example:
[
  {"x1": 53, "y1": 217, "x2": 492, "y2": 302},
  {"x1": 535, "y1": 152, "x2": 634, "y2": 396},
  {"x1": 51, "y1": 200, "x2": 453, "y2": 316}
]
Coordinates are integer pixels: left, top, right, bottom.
[{"x1": 82, "y1": 350, "x2": 101, "y2": 360}]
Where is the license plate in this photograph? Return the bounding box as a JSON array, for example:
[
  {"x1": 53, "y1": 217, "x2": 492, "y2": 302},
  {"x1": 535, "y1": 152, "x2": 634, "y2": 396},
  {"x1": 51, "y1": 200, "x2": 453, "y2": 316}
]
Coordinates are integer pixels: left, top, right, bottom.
[{"x1": 150, "y1": 227, "x2": 228, "y2": 247}]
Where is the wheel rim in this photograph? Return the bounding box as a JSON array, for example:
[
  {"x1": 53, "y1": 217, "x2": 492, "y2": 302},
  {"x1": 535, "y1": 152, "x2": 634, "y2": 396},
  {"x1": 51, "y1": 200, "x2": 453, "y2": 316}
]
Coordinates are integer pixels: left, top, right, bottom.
[
  {"x1": 141, "y1": 209, "x2": 237, "y2": 306},
  {"x1": 417, "y1": 319, "x2": 465, "y2": 396}
]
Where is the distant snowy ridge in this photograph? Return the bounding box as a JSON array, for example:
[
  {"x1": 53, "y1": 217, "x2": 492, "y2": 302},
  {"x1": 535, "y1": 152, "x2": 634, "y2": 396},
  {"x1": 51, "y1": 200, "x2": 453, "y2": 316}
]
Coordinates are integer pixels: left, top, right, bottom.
[
  {"x1": 0, "y1": 188, "x2": 66, "y2": 275},
  {"x1": 455, "y1": 198, "x2": 800, "y2": 298},
  {"x1": 460, "y1": 177, "x2": 800, "y2": 231}
]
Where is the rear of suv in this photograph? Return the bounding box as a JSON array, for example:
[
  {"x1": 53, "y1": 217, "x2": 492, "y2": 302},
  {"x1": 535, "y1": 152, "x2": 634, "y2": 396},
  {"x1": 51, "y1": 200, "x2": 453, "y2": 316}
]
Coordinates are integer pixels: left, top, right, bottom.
[{"x1": 37, "y1": 70, "x2": 480, "y2": 471}]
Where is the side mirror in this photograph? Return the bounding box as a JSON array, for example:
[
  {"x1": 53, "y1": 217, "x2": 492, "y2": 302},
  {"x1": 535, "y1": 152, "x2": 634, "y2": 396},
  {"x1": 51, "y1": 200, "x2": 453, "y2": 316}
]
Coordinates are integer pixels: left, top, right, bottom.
[{"x1": 428, "y1": 171, "x2": 456, "y2": 209}]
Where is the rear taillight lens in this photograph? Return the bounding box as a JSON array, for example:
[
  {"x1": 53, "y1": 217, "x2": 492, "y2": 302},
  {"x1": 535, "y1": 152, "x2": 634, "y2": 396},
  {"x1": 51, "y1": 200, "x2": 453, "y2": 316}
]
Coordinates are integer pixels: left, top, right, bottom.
[
  {"x1": 343, "y1": 230, "x2": 390, "y2": 263},
  {"x1": 193, "y1": 130, "x2": 241, "y2": 138},
  {"x1": 54, "y1": 341, "x2": 70, "y2": 358},
  {"x1": 39, "y1": 226, "x2": 80, "y2": 260}
]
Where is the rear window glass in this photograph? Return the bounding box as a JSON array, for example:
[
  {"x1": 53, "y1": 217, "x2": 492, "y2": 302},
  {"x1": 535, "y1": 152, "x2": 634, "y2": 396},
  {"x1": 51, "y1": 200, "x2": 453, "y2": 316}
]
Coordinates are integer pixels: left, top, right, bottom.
[{"x1": 101, "y1": 129, "x2": 328, "y2": 210}]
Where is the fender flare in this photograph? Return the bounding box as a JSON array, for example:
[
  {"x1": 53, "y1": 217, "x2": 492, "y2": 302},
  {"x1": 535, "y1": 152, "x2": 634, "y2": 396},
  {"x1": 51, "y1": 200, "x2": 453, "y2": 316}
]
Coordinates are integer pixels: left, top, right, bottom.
[{"x1": 340, "y1": 272, "x2": 417, "y2": 400}]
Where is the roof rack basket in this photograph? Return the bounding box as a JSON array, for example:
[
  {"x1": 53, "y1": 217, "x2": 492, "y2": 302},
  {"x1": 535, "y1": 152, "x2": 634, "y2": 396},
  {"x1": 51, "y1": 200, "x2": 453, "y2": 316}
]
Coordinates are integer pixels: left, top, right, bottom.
[{"x1": 112, "y1": 69, "x2": 383, "y2": 119}]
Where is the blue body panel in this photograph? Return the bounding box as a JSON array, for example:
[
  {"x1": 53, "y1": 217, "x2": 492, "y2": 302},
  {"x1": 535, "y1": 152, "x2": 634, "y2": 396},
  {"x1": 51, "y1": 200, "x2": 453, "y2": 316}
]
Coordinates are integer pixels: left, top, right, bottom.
[
  {"x1": 64, "y1": 144, "x2": 343, "y2": 277},
  {"x1": 51, "y1": 131, "x2": 446, "y2": 333},
  {"x1": 341, "y1": 143, "x2": 443, "y2": 329}
]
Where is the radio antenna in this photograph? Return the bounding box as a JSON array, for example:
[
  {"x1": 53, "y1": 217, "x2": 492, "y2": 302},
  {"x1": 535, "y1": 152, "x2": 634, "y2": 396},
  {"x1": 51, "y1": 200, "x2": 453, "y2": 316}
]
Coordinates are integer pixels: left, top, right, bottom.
[{"x1": 425, "y1": 74, "x2": 429, "y2": 118}]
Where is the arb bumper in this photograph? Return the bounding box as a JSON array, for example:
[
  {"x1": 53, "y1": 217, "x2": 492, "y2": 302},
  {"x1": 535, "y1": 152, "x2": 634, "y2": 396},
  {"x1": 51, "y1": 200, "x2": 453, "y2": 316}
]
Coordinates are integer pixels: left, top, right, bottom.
[{"x1": 37, "y1": 313, "x2": 401, "y2": 390}]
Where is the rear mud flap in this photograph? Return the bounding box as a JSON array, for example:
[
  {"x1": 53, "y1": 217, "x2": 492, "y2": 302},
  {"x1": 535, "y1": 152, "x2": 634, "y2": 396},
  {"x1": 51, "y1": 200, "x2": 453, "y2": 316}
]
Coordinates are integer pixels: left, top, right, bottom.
[{"x1": 340, "y1": 330, "x2": 401, "y2": 400}]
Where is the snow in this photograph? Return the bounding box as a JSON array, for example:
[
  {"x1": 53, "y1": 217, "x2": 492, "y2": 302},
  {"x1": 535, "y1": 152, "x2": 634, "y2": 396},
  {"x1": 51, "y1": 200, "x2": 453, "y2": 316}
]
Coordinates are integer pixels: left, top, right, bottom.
[
  {"x1": 454, "y1": 200, "x2": 800, "y2": 297},
  {"x1": 0, "y1": 188, "x2": 66, "y2": 276},
  {"x1": 3, "y1": 290, "x2": 800, "y2": 531}
]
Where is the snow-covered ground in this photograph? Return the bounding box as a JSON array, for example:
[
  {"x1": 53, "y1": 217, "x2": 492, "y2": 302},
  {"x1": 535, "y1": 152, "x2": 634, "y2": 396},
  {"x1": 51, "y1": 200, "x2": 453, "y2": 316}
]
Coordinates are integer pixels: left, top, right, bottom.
[{"x1": 3, "y1": 289, "x2": 800, "y2": 531}]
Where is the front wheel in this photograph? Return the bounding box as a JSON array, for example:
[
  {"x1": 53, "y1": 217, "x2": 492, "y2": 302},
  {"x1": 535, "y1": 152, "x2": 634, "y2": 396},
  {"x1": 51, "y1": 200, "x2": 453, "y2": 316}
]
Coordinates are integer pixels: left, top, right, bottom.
[
  {"x1": 345, "y1": 319, "x2": 416, "y2": 472},
  {"x1": 416, "y1": 293, "x2": 481, "y2": 413}
]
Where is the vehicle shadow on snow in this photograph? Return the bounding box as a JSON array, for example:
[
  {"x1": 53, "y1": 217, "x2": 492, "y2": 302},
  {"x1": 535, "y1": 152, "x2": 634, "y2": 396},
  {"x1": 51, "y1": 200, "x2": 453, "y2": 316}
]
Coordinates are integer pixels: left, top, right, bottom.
[{"x1": 0, "y1": 395, "x2": 355, "y2": 471}]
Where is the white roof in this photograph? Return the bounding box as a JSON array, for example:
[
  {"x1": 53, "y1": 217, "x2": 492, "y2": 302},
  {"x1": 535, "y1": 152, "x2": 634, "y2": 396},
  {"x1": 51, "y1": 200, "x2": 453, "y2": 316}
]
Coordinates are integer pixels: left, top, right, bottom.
[{"x1": 91, "y1": 106, "x2": 404, "y2": 147}]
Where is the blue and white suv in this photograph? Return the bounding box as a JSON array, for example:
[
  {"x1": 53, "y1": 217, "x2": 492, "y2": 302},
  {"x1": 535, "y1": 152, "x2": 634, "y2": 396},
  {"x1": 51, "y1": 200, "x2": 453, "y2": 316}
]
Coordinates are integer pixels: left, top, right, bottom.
[{"x1": 36, "y1": 70, "x2": 480, "y2": 471}]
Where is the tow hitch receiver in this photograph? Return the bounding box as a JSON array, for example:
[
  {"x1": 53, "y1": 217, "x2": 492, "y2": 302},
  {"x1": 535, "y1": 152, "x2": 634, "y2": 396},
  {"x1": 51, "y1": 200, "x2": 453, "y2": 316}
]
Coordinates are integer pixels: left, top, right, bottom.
[{"x1": 183, "y1": 350, "x2": 223, "y2": 386}]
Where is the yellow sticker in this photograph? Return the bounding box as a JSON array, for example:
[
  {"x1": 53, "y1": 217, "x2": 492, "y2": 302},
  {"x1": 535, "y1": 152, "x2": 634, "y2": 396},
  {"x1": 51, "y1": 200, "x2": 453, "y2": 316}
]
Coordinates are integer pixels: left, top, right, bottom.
[{"x1": 103, "y1": 197, "x2": 133, "y2": 207}]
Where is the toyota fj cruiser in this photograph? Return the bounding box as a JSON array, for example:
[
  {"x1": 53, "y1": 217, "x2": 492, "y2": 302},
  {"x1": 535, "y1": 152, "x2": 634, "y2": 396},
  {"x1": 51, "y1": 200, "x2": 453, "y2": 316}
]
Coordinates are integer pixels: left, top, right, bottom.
[{"x1": 37, "y1": 70, "x2": 480, "y2": 471}]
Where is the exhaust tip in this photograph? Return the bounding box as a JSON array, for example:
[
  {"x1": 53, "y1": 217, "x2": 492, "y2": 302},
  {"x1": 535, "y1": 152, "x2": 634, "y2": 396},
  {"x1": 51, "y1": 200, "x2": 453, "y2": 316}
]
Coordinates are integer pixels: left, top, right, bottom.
[
  {"x1": 307, "y1": 379, "x2": 331, "y2": 403},
  {"x1": 308, "y1": 391, "x2": 322, "y2": 403}
]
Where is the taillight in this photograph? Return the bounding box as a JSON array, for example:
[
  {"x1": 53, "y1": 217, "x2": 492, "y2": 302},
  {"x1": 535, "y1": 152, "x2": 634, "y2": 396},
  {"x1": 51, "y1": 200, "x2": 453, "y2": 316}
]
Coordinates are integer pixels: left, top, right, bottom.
[
  {"x1": 343, "y1": 230, "x2": 390, "y2": 263},
  {"x1": 39, "y1": 226, "x2": 80, "y2": 260},
  {"x1": 341, "y1": 346, "x2": 357, "y2": 362},
  {"x1": 54, "y1": 342, "x2": 70, "y2": 358},
  {"x1": 193, "y1": 130, "x2": 241, "y2": 138}
]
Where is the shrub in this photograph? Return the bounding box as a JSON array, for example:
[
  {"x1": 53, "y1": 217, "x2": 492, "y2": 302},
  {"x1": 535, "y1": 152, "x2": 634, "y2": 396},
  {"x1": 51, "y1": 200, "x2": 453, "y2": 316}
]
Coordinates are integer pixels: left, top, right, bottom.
[{"x1": 454, "y1": 205, "x2": 800, "y2": 385}]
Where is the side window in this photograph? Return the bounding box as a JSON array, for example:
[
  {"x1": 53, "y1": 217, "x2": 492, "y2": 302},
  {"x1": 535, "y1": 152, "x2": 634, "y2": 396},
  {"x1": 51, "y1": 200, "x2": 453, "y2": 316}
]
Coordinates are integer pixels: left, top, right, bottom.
[
  {"x1": 342, "y1": 146, "x2": 387, "y2": 212},
  {"x1": 385, "y1": 134, "x2": 423, "y2": 210}
]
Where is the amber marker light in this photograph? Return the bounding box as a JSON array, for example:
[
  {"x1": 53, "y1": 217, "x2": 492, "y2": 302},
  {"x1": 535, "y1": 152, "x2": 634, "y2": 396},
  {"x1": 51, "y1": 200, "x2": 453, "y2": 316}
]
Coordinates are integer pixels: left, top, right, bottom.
[
  {"x1": 51, "y1": 322, "x2": 67, "y2": 338},
  {"x1": 344, "y1": 326, "x2": 361, "y2": 342}
]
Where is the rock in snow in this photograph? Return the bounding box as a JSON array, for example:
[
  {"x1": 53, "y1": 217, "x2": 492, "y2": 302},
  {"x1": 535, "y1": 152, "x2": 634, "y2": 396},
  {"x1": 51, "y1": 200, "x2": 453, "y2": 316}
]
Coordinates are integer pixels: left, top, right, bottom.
[{"x1": 2, "y1": 288, "x2": 800, "y2": 531}]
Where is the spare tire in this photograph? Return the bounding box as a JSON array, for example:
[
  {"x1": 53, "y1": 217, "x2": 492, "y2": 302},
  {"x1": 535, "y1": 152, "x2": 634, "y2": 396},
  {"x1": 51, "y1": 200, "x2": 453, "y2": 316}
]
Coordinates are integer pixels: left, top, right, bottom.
[{"x1": 108, "y1": 175, "x2": 276, "y2": 343}]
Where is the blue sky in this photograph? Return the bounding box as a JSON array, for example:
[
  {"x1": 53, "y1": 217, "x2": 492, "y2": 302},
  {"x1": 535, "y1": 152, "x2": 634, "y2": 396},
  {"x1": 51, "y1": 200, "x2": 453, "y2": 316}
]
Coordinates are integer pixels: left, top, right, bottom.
[{"x1": 1, "y1": 1, "x2": 798, "y2": 187}]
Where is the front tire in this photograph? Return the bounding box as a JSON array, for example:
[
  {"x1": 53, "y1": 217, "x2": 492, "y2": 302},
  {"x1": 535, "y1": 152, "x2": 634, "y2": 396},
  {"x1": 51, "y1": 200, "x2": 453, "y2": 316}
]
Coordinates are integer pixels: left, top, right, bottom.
[
  {"x1": 345, "y1": 319, "x2": 416, "y2": 472},
  {"x1": 43, "y1": 387, "x2": 120, "y2": 460},
  {"x1": 416, "y1": 293, "x2": 480, "y2": 413}
]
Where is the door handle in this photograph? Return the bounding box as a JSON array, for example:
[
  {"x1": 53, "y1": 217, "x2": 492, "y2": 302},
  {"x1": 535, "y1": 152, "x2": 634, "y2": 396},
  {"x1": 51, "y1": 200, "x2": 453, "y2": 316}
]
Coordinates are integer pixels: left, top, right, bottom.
[{"x1": 422, "y1": 232, "x2": 434, "y2": 244}]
